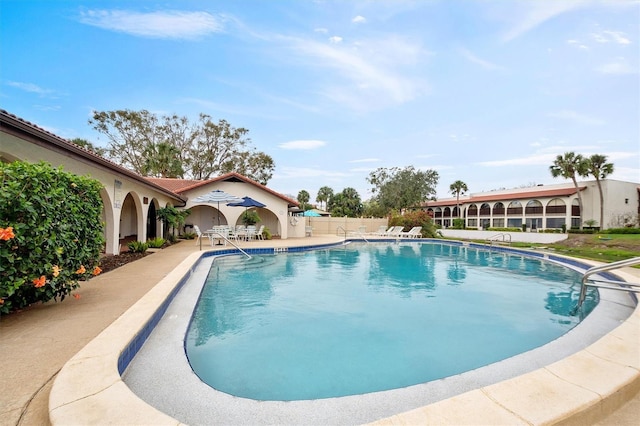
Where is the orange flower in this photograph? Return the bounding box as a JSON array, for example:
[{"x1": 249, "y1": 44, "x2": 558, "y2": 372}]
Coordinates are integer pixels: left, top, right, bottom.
[
  {"x1": 92, "y1": 266, "x2": 102, "y2": 276},
  {"x1": 0, "y1": 226, "x2": 15, "y2": 241},
  {"x1": 73, "y1": 293, "x2": 81, "y2": 300},
  {"x1": 0, "y1": 299, "x2": 4, "y2": 305},
  {"x1": 52, "y1": 265, "x2": 62, "y2": 277},
  {"x1": 76, "y1": 265, "x2": 86, "y2": 274},
  {"x1": 32, "y1": 275, "x2": 46, "y2": 288}
]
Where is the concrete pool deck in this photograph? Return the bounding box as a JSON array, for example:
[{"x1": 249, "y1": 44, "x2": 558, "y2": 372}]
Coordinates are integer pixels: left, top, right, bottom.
[{"x1": 1, "y1": 237, "x2": 638, "y2": 425}]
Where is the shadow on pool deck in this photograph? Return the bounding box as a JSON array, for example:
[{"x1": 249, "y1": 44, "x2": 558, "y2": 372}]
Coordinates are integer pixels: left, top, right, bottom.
[{"x1": 1, "y1": 237, "x2": 638, "y2": 425}]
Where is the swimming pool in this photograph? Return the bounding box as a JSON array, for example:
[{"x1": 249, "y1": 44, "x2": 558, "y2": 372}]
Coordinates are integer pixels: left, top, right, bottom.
[
  {"x1": 119, "y1": 240, "x2": 636, "y2": 425},
  {"x1": 185, "y1": 243, "x2": 597, "y2": 401}
]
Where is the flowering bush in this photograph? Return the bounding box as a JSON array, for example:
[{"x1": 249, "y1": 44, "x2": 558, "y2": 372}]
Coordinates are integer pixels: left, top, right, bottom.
[{"x1": 0, "y1": 161, "x2": 104, "y2": 314}]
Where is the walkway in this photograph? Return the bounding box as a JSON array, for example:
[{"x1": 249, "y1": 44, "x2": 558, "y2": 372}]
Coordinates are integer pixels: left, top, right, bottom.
[{"x1": 1, "y1": 237, "x2": 638, "y2": 425}]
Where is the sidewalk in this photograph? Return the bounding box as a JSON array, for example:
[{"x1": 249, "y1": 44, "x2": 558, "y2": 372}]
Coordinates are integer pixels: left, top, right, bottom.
[{"x1": 1, "y1": 238, "x2": 638, "y2": 425}]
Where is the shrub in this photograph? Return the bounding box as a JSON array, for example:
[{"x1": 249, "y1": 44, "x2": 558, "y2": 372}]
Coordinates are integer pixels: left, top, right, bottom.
[
  {"x1": 452, "y1": 218, "x2": 465, "y2": 229},
  {"x1": 127, "y1": 241, "x2": 149, "y2": 253},
  {"x1": 146, "y1": 237, "x2": 166, "y2": 248},
  {"x1": 600, "y1": 228, "x2": 640, "y2": 234},
  {"x1": 262, "y1": 227, "x2": 272, "y2": 240},
  {"x1": 389, "y1": 210, "x2": 437, "y2": 238},
  {"x1": 487, "y1": 227, "x2": 522, "y2": 232},
  {"x1": 181, "y1": 232, "x2": 196, "y2": 240},
  {"x1": 1, "y1": 161, "x2": 104, "y2": 314},
  {"x1": 568, "y1": 229, "x2": 597, "y2": 234}
]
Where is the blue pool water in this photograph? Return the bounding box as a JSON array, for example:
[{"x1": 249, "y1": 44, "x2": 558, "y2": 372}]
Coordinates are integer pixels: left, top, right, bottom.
[{"x1": 185, "y1": 243, "x2": 596, "y2": 401}]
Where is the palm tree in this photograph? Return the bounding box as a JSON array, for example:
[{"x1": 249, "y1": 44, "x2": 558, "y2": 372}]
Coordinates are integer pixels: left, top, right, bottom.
[
  {"x1": 585, "y1": 154, "x2": 614, "y2": 230},
  {"x1": 549, "y1": 152, "x2": 588, "y2": 230},
  {"x1": 449, "y1": 180, "x2": 468, "y2": 219},
  {"x1": 316, "y1": 186, "x2": 334, "y2": 211}
]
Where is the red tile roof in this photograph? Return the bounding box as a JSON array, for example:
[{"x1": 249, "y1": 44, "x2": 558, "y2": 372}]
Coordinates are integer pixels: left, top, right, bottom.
[
  {"x1": 152, "y1": 172, "x2": 299, "y2": 207},
  {"x1": 0, "y1": 109, "x2": 185, "y2": 203},
  {"x1": 424, "y1": 186, "x2": 586, "y2": 207}
]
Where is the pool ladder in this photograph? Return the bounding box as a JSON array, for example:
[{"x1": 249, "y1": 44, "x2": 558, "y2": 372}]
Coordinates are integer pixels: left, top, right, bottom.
[
  {"x1": 200, "y1": 231, "x2": 252, "y2": 259},
  {"x1": 575, "y1": 256, "x2": 640, "y2": 311},
  {"x1": 336, "y1": 226, "x2": 369, "y2": 243},
  {"x1": 487, "y1": 233, "x2": 511, "y2": 246}
]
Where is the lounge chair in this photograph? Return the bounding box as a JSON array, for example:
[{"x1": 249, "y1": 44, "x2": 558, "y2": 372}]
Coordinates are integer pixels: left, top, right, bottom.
[
  {"x1": 387, "y1": 226, "x2": 405, "y2": 237},
  {"x1": 374, "y1": 226, "x2": 394, "y2": 236},
  {"x1": 399, "y1": 226, "x2": 422, "y2": 238}
]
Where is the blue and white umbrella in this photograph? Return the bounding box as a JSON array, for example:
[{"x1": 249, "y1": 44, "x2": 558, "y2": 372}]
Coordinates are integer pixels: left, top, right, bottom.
[{"x1": 193, "y1": 190, "x2": 241, "y2": 226}]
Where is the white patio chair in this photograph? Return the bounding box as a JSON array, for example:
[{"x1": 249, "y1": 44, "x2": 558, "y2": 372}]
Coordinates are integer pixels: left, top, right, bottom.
[{"x1": 256, "y1": 225, "x2": 265, "y2": 240}]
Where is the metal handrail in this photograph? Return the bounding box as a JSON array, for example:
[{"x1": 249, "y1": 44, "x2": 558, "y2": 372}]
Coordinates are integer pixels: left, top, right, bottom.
[
  {"x1": 576, "y1": 256, "x2": 640, "y2": 309},
  {"x1": 487, "y1": 233, "x2": 511, "y2": 245},
  {"x1": 202, "y1": 231, "x2": 252, "y2": 259}
]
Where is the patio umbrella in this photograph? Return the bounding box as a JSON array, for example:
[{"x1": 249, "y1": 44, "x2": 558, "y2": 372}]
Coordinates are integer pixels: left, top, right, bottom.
[
  {"x1": 193, "y1": 190, "x2": 241, "y2": 226},
  {"x1": 227, "y1": 196, "x2": 266, "y2": 224},
  {"x1": 302, "y1": 209, "x2": 321, "y2": 226}
]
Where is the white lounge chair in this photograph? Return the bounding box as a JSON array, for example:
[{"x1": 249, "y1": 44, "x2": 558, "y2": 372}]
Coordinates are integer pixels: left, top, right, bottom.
[
  {"x1": 399, "y1": 226, "x2": 422, "y2": 238},
  {"x1": 375, "y1": 226, "x2": 394, "y2": 236},
  {"x1": 387, "y1": 226, "x2": 405, "y2": 237}
]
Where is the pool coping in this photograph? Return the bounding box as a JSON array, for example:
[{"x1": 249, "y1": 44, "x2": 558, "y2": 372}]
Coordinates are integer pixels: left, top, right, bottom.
[{"x1": 48, "y1": 240, "x2": 640, "y2": 425}]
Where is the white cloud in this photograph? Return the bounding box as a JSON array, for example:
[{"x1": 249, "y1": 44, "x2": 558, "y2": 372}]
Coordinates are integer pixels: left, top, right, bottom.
[
  {"x1": 596, "y1": 58, "x2": 635, "y2": 74},
  {"x1": 352, "y1": 15, "x2": 366, "y2": 24},
  {"x1": 314, "y1": 28, "x2": 328, "y2": 34},
  {"x1": 78, "y1": 10, "x2": 224, "y2": 39},
  {"x1": 6, "y1": 81, "x2": 55, "y2": 96},
  {"x1": 283, "y1": 34, "x2": 430, "y2": 110},
  {"x1": 458, "y1": 47, "x2": 505, "y2": 71},
  {"x1": 547, "y1": 110, "x2": 605, "y2": 125},
  {"x1": 328, "y1": 36, "x2": 343, "y2": 44},
  {"x1": 502, "y1": 0, "x2": 588, "y2": 42},
  {"x1": 278, "y1": 140, "x2": 327, "y2": 150},
  {"x1": 592, "y1": 30, "x2": 631, "y2": 44},
  {"x1": 567, "y1": 39, "x2": 589, "y2": 50}
]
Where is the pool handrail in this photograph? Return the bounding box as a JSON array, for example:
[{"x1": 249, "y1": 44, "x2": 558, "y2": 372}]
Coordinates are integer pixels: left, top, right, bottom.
[
  {"x1": 577, "y1": 256, "x2": 640, "y2": 309},
  {"x1": 203, "y1": 231, "x2": 252, "y2": 259}
]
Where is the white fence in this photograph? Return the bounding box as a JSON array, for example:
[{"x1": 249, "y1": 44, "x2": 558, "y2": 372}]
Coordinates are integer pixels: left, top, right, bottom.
[
  {"x1": 288, "y1": 216, "x2": 388, "y2": 238},
  {"x1": 440, "y1": 229, "x2": 568, "y2": 244}
]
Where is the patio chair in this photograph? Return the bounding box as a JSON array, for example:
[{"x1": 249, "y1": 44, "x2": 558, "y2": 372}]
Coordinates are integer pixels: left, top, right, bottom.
[
  {"x1": 387, "y1": 226, "x2": 405, "y2": 237},
  {"x1": 256, "y1": 225, "x2": 265, "y2": 240},
  {"x1": 245, "y1": 225, "x2": 257, "y2": 241},
  {"x1": 193, "y1": 225, "x2": 212, "y2": 246},
  {"x1": 399, "y1": 226, "x2": 422, "y2": 238}
]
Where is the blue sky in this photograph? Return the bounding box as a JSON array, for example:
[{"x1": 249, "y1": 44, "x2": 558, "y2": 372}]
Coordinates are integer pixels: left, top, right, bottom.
[{"x1": 2, "y1": 0, "x2": 638, "y2": 201}]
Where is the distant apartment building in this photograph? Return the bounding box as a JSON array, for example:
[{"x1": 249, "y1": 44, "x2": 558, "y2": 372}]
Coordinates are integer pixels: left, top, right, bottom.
[{"x1": 423, "y1": 180, "x2": 639, "y2": 231}]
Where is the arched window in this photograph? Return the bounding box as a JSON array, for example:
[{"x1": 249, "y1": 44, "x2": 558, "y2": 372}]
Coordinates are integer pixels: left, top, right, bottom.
[
  {"x1": 467, "y1": 204, "x2": 478, "y2": 215},
  {"x1": 507, "y1": 201, "x2": 522, "y2": 215},
  {"x1": 493, "y1": 202, "x2": 505, "y2": 215},
  {"x1": 525, "y1": 200, "x2": 543, "y2": 215},
  {"x1": 546, "y1": 198, "x2": 566, "y2": 214},
  {"x1": 479, "y1": 203, "x2": 491, "y2": 216},
  {"x1": 443, "y1": 207, "x2": 451, "y2": 217}
]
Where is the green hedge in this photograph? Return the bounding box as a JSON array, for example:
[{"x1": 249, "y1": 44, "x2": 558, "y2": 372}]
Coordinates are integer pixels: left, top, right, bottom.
[
  {"x1": 389, "y1": 210, "x2": 437, "y2": 237},
  {"x1": 600, "y1": 227, "x2": 640, "y2": 234},
  {"x1": 0, "y1": 161, "x2": 104, "y2": 314}
]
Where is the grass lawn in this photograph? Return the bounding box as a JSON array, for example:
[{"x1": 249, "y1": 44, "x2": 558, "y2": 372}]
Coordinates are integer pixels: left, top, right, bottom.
[{"x1": 510, "y1": 233, "x2": 640, "y2": 264}]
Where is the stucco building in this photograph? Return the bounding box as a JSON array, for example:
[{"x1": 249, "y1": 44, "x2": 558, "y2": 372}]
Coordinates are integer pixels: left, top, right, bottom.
[
  {"x1": 424, "y1": 180, "x2": 639, "y2": 231},
  {"x1": 0, "y1": 110, "x2": 298, "y2": 254}
]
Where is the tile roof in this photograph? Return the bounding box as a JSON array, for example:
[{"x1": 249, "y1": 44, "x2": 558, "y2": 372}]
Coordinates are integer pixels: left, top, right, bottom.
[
  {"x1": 424, "y1": 186, "x2": 586, "y2": 207},
  {"x1": 0, "y1": 109, "x2": 185, "y2": 203}
]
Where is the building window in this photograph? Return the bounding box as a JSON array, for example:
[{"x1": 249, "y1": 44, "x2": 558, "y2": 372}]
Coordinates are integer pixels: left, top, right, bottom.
[
  {"x1": 507, "y1": 218, "x2": 522, "y2": 227},
  {"x1": 468, "y1": 219, "x2": 478, "y2": 227},
  {"x1": 492, "y1": 218, "x2": 505, "y2": 228},
  {"x1": 546, "y1": 218, "x2": 565, "y2": 229}
]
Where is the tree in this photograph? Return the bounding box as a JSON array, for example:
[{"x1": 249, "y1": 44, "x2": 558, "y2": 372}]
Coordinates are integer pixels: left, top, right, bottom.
[
  {"x1": 584, "y1": 154, "x2": 614, "y2": 230},
  {"x1": 316, "y1": 186, "x2": 334, "y2": 211},
  {"x1": 70, "y1": 138, "x2": 107, "y2": 157},
  {"x1": 449, "y1": 180, "x2": 468, "y2": 219},
  {"x1": 89, "y1": 110, "x2": 275, "y2": 184},
  {"x1": 549, "y1": 152, "x2": 588, "y2": 229},
  {"x1": 141, "y1": 142, "x2": 184, "y2": 178},
  {"x1": 297, "y1": 190, "x2": 311, "y2": 211},
  {"x1": 220, "y1": 150, "x2": 274, "y2": 185},
  {"x1": 367, "y1": 166, "x2": 439, "y2": 215},
  {"x1": 328, "y1": 187, "x2": 363, "y2": 217}
]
